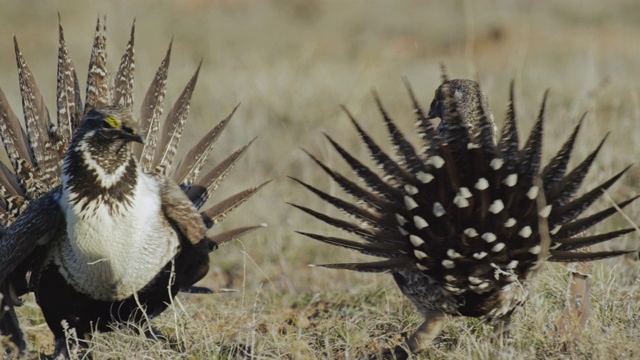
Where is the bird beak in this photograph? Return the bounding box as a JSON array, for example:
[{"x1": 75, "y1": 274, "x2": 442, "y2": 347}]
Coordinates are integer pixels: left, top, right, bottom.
[
  {"x1": 427, "y1": 99, "x2": 442, "y2": 120},
  {"x1": 131, "y1": 132, "x2": 145, "y2": 144},
  {"x1": 129, "y1": 132, "x2": 145, "y2": 144},
  {"x1": 427, "y1": 98, "x2": 447, "y2": 135},
  {"x1": 120, "y1": 129, "x2": 145, "y2": 144}
]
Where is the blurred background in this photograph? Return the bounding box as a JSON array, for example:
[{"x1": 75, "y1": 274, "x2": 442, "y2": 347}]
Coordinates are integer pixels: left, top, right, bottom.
[{"x1": 1, "y1": 0, "x2": 639, "y2": 357}]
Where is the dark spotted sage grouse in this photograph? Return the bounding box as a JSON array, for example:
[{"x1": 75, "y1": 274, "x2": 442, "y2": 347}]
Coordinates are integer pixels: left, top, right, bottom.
[
  {"x1": 0, "y1": 18, "x2": 266, "y2": 356},
  {"x1": 292, "y1": 77, "x2": 638, "y2": 353}
]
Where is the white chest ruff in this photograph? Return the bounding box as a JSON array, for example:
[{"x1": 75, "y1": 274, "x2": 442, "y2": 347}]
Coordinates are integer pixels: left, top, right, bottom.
[{"x1": 55, "y1": 171, "x2": 180, "y2": 301}]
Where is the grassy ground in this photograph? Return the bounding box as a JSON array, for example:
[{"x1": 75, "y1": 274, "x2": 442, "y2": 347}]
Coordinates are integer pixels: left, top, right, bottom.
[{"x1": 1, "y1": 0, "x2": 640, "y2": 358}]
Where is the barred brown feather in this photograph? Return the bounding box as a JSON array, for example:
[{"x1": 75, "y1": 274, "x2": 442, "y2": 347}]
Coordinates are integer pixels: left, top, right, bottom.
[
  {"x1": 112, "y1": 21, "x2": 136, "y2": 111},
  {"x1": 136, "y1": 40, "x2": 171, "y2": 166},
  {"x1": 174, "y1": 104, "x2": 239, "y2": 186},
  {"x1": 154, "y1": 61, "x2": 201, "y2": 174},
  {"x1": 187, "y1": 138, "x2": 258, "y2": 209},
  {"x1": 85, "y1": 16, "x2": 110, "y2": 109},
  {"x1": 55, "y1": 15, "x2": 82, "y2": 157}
]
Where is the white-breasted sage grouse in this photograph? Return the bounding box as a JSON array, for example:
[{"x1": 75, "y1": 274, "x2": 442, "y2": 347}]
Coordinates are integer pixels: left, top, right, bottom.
[
  {"x1": 0, "y1": 18, "x2": 266, "y2": 356},
  {"x1": 292, "y1": 78, "x2": 638, "y2": 353}
]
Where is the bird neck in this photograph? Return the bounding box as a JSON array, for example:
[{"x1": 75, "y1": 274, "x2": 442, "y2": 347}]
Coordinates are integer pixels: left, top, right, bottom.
[{"x1": 62, "y1": 132, "x2": 139, "y2": 208}]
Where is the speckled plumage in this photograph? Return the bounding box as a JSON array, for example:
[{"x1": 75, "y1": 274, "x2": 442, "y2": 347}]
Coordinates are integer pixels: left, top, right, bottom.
[
  {"x1": 293, "y1": 78, "x2": 638, "y2": 353},
  {"x1": 0, "y1": 18, "x2": 266, "y2": 355}
]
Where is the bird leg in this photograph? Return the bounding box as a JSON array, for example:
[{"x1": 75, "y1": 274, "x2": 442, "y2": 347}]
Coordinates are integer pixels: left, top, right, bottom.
[
  {"x1": 142, "y1": 325, "x2": 169, "y2": 342},
  {"x1": 492, "y1": 313, "x2": 512, "y2": 341},
  {"x1": 407, "y1": 309, "x2": 445, "y2": 353},
  {"x1": 52, "y1": 336, "x2": 70, "y2": 360},
  {"x1": 554, "y1": 259, "x2": 592, "y2": 341},
  {"x1": 0, "y1": 300, "x2": 26, "y2": 354},
  {"x1": 52, "y1": 320, "x2": 87, "y2": 359},
  {"x1": 0, "y1": 282, "x2": 27, "y2": 353}
]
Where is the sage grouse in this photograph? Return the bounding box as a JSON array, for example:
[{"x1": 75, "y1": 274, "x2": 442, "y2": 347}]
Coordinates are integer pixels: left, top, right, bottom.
[
  {"x1": 0, "y1": 19, "x2": 266, "y2": 355},
  {"x1": 292, "y1": 78, "x2": 638, "y2": 353}
]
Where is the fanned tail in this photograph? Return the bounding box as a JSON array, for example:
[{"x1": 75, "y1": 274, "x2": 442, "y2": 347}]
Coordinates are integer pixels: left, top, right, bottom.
[{"x1": 293, "y1": 78, "x2": 638, "y2": 295}]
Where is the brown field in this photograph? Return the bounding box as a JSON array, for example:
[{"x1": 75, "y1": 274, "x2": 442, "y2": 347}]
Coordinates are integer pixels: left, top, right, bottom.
[{"x1": 1, "y1": 0, "x2": 640, "y2": 358}]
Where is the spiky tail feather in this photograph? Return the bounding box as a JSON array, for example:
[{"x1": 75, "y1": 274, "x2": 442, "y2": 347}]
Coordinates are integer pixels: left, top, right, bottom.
[{"x1": 293, "y1": 80, "x2": 638, "y2": 297}]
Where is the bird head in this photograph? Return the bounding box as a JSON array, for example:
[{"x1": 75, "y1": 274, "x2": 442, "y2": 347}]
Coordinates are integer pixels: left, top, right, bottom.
[
  {"x1": 427, "y1": 79, "x2": 495, "y2": 141},
  {"x1": 78, "y1": 106, "x2": 144, "y2": 145},
  {"x1": 63, "y1": 106, "x2": 144, "y2": 188}
]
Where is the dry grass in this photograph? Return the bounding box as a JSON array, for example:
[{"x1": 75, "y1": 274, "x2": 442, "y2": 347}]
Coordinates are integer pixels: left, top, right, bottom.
[{"x1": 1, "y1": 0, "x2": 640, "y2": 358}]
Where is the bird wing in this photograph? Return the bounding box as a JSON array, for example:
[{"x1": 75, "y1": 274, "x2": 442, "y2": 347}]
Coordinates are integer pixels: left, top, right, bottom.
[
  {"x1": 158, "y1": 176, "x2": 206, "y2": 247},
  {"x1": 0, "y1": 189, "x2": 63, "y2": 352},
  {"x1": 0, "y1": 188, "x2": 64, "y2": 283},
  {"x1": 157, "y1": 176, "x2": 213, "y2": 291}
]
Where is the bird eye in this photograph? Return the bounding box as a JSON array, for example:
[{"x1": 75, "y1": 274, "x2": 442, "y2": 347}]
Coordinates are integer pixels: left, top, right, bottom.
[{"x1": 104, "y1": 116, "x2": 122, "y2": 128}]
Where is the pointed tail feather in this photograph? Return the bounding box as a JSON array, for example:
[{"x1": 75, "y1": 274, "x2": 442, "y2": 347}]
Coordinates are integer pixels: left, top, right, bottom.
[
  {"x1": 136, "y1": 40, "x2": 171, "y2": 163},
  {"x1": 85, "y1": 16, "x2": 110, "y2": 109},
  {"x1": 302, "y1": 149, "x2": 390, "y2": 212},
  {"x1": 541, "y1": 114, "x2": 584, "y2": 192},
  {"x1": 498, "y1": 81, "x2": 519, "y2": 172},
  {"x1": 112, "y1": 20, "x2": 136, "y2": 110},
  {"x1": 373, "y1": 92, "x2": 425, "y2": 174},
  {"x1": 187, "y1": 138, "x2": 256, "y2": 209},
  {"x1": 324, "y1": 133, "x2": 402, "y2": 201},
  {"x1": 549, "y1": 165, "x2": 631, "y2": 227},
  {"x1": 174, "y1": 104, "x2": 239, "y2": 184},
  {"x1": 554, "y1": 195, "x2": 640, "y2": 239},
  {"x1": 207, "y1": 224, "x2": 267, "y2": 251},
  {"x1": 153, "y1": 61, "x2": 202, "y2": 173},
  {"x1": 546, "y1": 134, "x2": 609, "y2": 208},
  {"x1": 554, "y1": 228, "x2": 635, "y2": 251},
  {"x1": 297, "y1": 231, "x2": 408, "y2": 258},
  {"x1": 0, "y1": 163, "x2": 22, "y2": 198},
  {"x1": 200, "y1": 180, "x2": 271, "y2": 228},
  {"x1": 402, "y1": 78, "x2": 443, "y2": 157},
  {"x1": 549, "y1": 249, "x2": 638, "y2": 262},
  {"x1": 310, "y1": 257, "x2": 414, "y2": 273},
  {"x1": 181, "y1": 286, "x2": 238, "y2": 294},
  {"x1": 13, "y1": 37, "x2": 60, "y2": 193},
  {"x1": 341, "y1": 106, "x2": 410, "y2": 184},
  {"x1": 517, "y1": 90, "x2": 547, "y2": 188},
  {"x1": 14, "y1": 37, "x2": 55, "y2": 170},
  {"x1": 472, "y1": 87, "x2": 496, "y2": 158},
  {"x1": 0, "y1": 87, "x2": 33, "y2": 170},
  {"x1": 289, "y1": 202, "x2": 403, "y2": 244},
  {"x1": 289, "y1": 177, "x2": 388, "y2": 229},
  {"x1": 56, "y1": 18, "x2": 83, "y2": 157}
]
